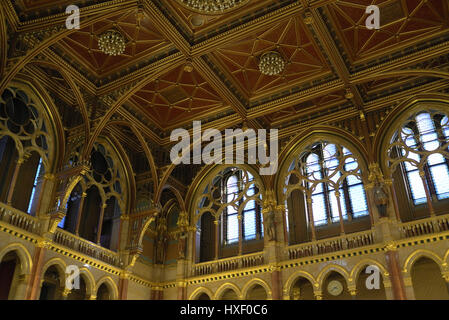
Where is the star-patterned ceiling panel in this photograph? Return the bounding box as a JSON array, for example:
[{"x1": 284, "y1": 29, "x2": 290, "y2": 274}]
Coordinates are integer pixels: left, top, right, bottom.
[
  {"x1": 161, "y1": 0, "x2": 273, "y2": 35},
  {"x1": 327, "y1": 0, "x2": 449, "y2": 63},
  {"x1": 261, "y1": 89, "x2": 347, "y2": 125},
  {"x1": 57, "y1": 10, "x2": 172, "y2": 78},
  {"x1": 128, "y1": 64, "x2": 226, "y2": 129},
  {"x1": 17, "y1": 0, "x2": 72, "y2": 10},
  {"x1": 359, "y1": 76, "x2": 417, "y2": 96},
  {"x1": 212, "y1": 16, "x2": 331, "y2": 100}
]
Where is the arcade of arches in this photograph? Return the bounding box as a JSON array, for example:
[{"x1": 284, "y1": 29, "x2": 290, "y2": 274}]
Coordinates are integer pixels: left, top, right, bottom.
[{"x1": 1, "y1": 0, "x2": 449, "y2": 300}]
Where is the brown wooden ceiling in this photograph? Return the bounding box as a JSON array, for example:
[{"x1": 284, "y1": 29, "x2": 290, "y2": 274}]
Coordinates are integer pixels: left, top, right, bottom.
[{"x1": 6, "y1": 0, "x2": 449, "y2": 143}]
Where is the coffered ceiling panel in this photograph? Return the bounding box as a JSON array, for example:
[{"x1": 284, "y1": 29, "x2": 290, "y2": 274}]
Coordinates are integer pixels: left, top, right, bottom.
[
  {"x1": 262, "y1": 89, "x2": 347, "y2": 125},
  {"x1": 57, "y1": 10, "x2": 172, "y2": 78},
  {"x1": 128, "y1": 64, "x2": 226, "y2": 129},
  {"x1": 326, "y1": 0, "x2": 449, "y2": 63},
  {"x1": 6, "y1": 0, "x2": 449, "y2": 145},
  {"x1": 212, "y1": 16, "x2": 331, "y2": 100},
  {"x1": 160, "y1": 0, "x2": 274, "y2": 36}
]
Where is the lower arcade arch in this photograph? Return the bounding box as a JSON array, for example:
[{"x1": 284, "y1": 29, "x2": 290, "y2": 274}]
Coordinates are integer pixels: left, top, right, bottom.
[{"x1": 411, "y1": 257, "x2": 449, "y2": 300}]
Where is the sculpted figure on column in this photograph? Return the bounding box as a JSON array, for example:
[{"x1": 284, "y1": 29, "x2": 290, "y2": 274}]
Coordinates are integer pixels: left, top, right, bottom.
[
  {"x1": 177, "y1": 231, "x2": 188, "y2": 259},
  {"x1": 156, "y1": 215, "x2": 167, "y2": 264},
  {"x1": 265, "y1": 210, "x2": 276, "y2": 241},
  {"x1": 263, "y1": 190, "x2": 277, "y2": 241},
  {"x1": 369, "y1": 164, "x2": 389, "y2": 218}
]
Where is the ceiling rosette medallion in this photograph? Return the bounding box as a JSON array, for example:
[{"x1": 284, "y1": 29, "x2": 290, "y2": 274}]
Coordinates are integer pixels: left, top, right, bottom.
[
  {"x1": 258, "y1": 51, "x2": 286, "y2": 76},
  {"x1": 98, "y1": 29, "x2": 127, "y2": 56}
]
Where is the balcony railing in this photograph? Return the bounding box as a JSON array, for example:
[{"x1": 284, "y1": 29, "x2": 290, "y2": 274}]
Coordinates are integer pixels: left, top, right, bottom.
[
  {"x1": 0, "y1": 203, "x2": 41, "y2": 235},
  {"x1": 53, "y1": 228, "x2": 121, "y2": 268},
  {"x1": 399, "y1": 214, "x2": 449, "y2": 239},
  {"x1": 192, "y1": 252, "x2": 265, "y2": 277},
  {"x1": 287, "y1": 229, "x2": 375, "y2": 260}
]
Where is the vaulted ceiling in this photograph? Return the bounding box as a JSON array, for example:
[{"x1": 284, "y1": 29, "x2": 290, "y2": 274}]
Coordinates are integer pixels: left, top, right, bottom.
[{"x1": 3, "y1": 0, "x2": 449, "y2": 165}]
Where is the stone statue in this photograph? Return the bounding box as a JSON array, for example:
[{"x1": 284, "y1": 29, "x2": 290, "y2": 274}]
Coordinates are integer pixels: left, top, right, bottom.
[
  {"x1": 155, "y1": 215, "x2": 168, "y2": 264},
  {"x1": 177, "y1": 231, "x2": 188, "y2": 259},
  {"x1": 265, "y1": 211, "x2": 276, "y2": 241},
  {"x1": 369, "y1": 163, "x2": 390, "y2": 218},
  {"x1": 373, "y1": 181, "x2": 389, "y2": 218},
  {"x1": 156, "y1": 234, "x2": 167, "y2": 264}
]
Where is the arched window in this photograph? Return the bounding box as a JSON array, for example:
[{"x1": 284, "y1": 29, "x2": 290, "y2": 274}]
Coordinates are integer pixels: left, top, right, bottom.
[
  {"x1": 223, "y1": 171, "x2": 263, "y2": 244},
  {"x1": 0, "y1": 87, "x2": 53, "y2": 216},
  {"x1": 396, "y1": 112, "x2": 449, "y2": 204},
  {"x1": 387, "y1": 110, "x2": 449, "y2": 219},
  {"x1": 285, "y1": 140, "x2": 370, "y2": 243},
  {"x1": 195, "y1": 167, "x2": 263, "y2": 262},
  {"x1": 59, "y1": 141, "x2": 126, "y2": 250},
  {"x1": 305, "y1": 143, "x2": 368, "y2": 225}
]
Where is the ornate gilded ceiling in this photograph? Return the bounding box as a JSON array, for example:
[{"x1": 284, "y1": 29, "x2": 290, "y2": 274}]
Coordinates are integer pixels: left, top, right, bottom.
[{"x1": 2, "y1": 0, "x2": 449, "y2": 159}]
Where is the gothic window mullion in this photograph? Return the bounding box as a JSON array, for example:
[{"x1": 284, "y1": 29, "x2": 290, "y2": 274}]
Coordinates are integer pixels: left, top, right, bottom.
[
  {"x1": 319, "y1": 147, "x2": 332, "y2": 224},
  {"x1": 415, "y1": 123, "x2": 438, "y2": 199},
  {"x1": 342, "y1": 176, "x2": 353, "y2": 219}
]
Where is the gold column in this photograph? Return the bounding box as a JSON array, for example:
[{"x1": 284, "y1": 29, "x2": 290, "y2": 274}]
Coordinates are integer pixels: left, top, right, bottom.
[
  {"x1": 6, "y1": 158, "x2": 24, "y2": 205},
  {"x1": 96, "y1": 203, "x2": 107, "y2": 245},
  {"x1": 75, "y1": 192, "x2": 87, "y2": 235}
]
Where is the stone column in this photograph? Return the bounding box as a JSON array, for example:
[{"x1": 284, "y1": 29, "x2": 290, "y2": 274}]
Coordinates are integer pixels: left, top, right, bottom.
[
  {"x1": 25, "y1": 241, "x2": 47, "y2": 300},
  {"x1": 270, "y1": 266, "x2": 282, "y2": 300},
  {"x1": 6, "y1": 158, "x2": 23, "y2": 205},
  {"x1": 176, "y1": 258, "x2": 187, "y2": 300},
  {"x1": 313, "y1": 289, "x2": 323, "y2": 300},
  {"x1": 238, "y1": 214, "x2": 243, "y2": 255},
  {"x1": 34, "y1": 173, "x2": 55, "y2": 216},
  {"x1": 290, "y1": 287, "x2": 300, "y2": 300},
  {"x1": 348, "y1": 287, "x2": 357, "y2": 300},
  {"x1": 75, "y1": 192, "x2": 87, "y2": 235},
  {"x1": 384, "y1": 245, "x2": 406, "y2": 300},
  {"x1": 151, "y1": 287, "x2": 163, "y2": 300},
  {"x1": 118, "y1": 272, "x2": 129, "y2": 300},
  {"x1": 335, "y1": 191, "x2": 345, "y2": 235},
  {"x1": 214, "y1": 219, "x2": 220, "y2": 260},
  {"x1": 385, "y1": 179, "x2": 401, "y2": 221},
  {"x1": 442, "y1": 273, "x2": 449, "y2": 295},
  {"x1": 420, "y1": 172, "x2": 435, "y2": 216},
  {"x1": 177, "y1": 282, "x2": 187, "y2": 300},
  {"x1": 306, "y1": 198, "x2": 316, "y2": 241},
  {"x1": 13, "y1": 274, "x2": 30, "y2": 300},
  {"x1": 96, "y1": 203, "x2": 107, "y2": 245},
  {"x1": 402, "y1": 276, "x2": 415, "y2": 300},
  {"x1": 61, "y1": 288, "x2": 71, "y2": 300},
  {"x1": 383, "y1": 279, "x2": 394, "y2": 300}
]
